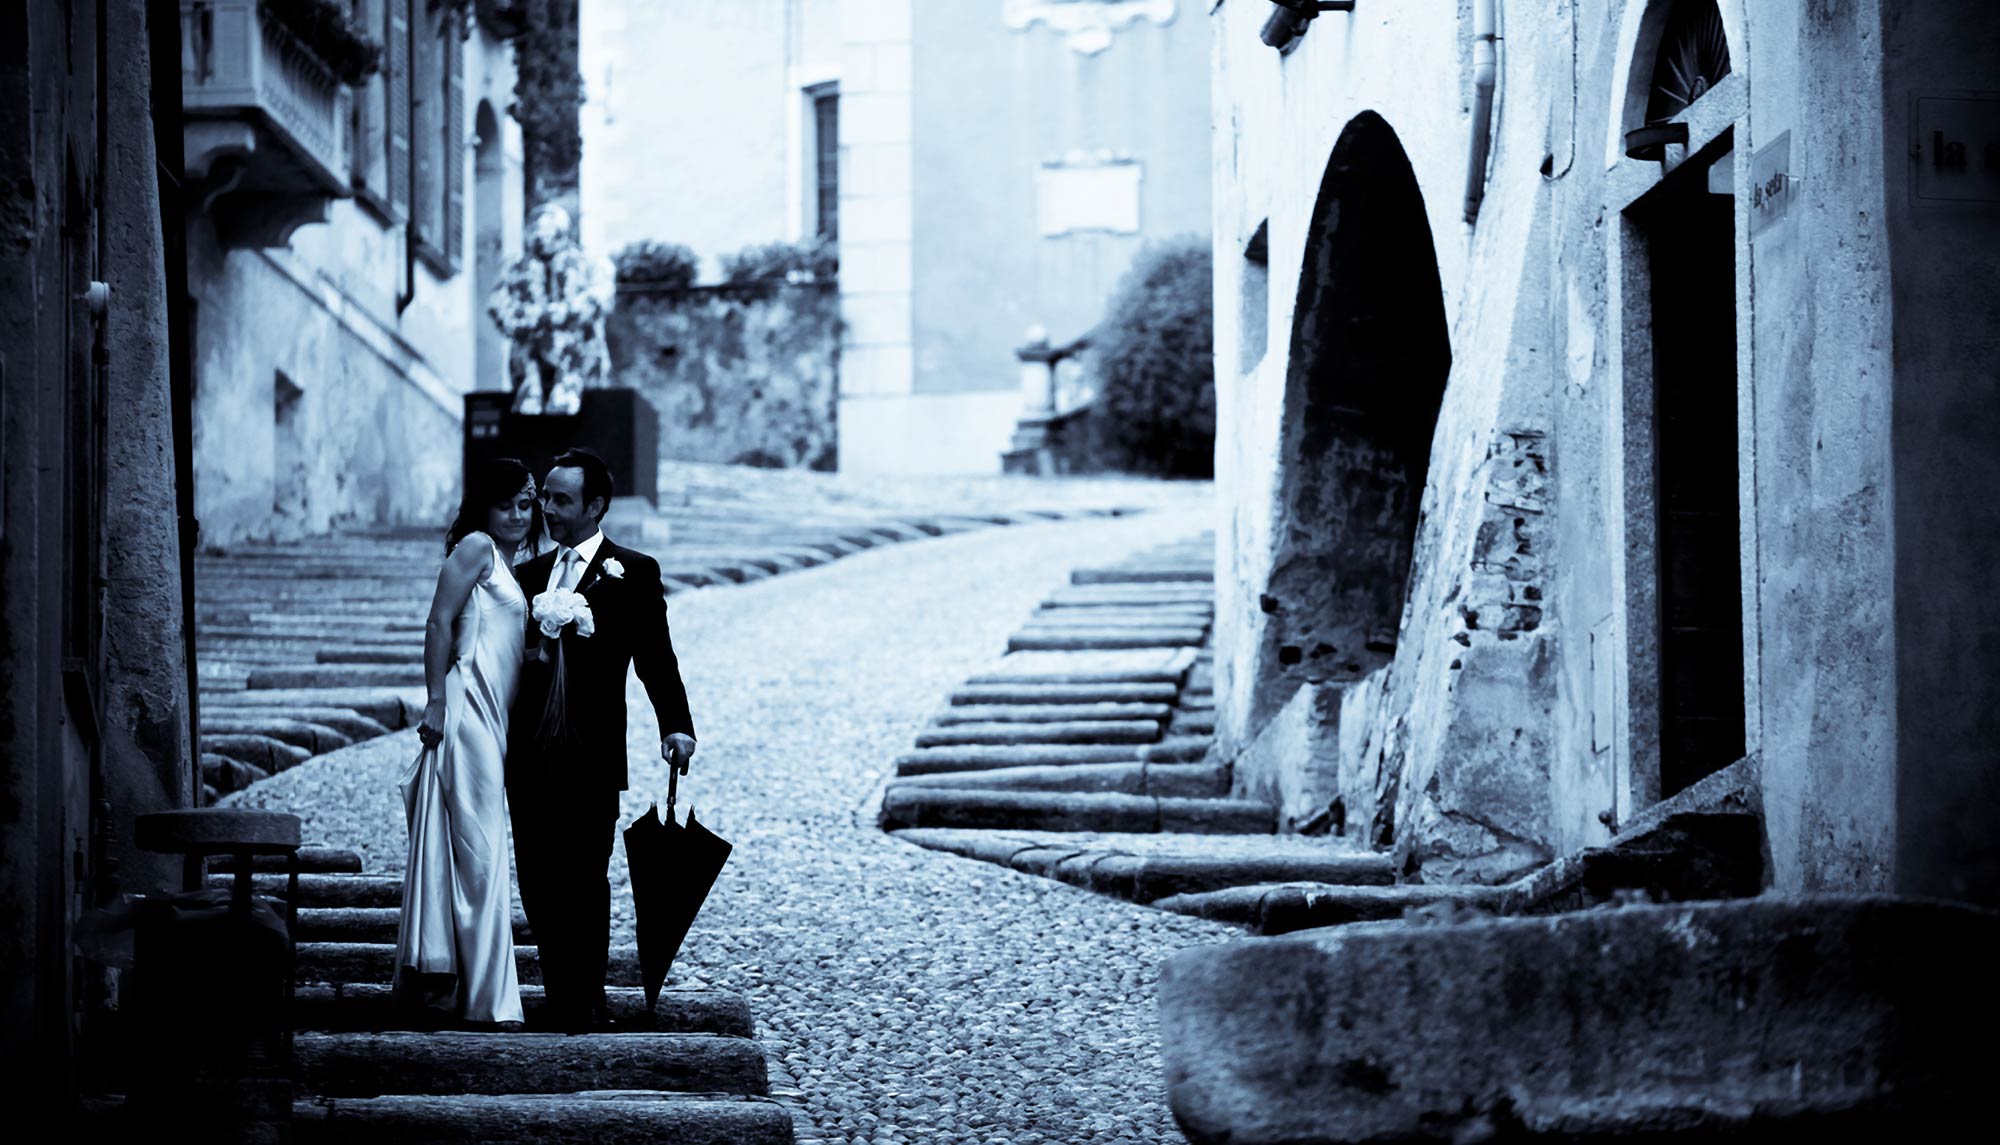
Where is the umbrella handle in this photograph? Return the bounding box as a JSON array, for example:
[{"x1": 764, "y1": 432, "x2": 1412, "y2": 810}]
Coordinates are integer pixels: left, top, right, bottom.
[{"x1": 666, "y1": 761, "x2": 679, "y2": 822}]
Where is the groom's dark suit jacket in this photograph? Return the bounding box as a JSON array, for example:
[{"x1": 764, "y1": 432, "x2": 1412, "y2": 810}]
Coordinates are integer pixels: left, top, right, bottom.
[{"x1": 508, "y1": 536, "x2": 695, "y2": 791}]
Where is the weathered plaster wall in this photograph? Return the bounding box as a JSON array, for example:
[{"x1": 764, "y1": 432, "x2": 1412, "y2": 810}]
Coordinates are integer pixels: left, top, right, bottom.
[
  {"x1": 190, "y1": 218, "x2": 465, "y2": 545},
  {"x1": 101, "y1": 0, "x2": 193, "y2": 897},
  {"x1": 607, "y1": 284, "x2": 840, "y2": 470},
  {"x1": 1879, "y1": 0, "x2": 2000, "y2": 906}
]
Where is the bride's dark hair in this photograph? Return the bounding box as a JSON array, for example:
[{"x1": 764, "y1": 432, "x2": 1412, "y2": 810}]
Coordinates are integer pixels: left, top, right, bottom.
[{"x1": 446, "y1": 457, "x2": 545, "y2": 556}]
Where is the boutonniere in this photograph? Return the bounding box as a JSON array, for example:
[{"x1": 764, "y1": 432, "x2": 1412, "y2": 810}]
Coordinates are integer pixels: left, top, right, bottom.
[{"x1": 600, "y1": 557, "x2": 625, "y2": 580}]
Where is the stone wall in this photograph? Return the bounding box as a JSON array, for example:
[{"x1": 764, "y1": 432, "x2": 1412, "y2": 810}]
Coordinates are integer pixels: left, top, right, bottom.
[{"x1": 607, "y1": 284, "x2": 841, "y2": 470}]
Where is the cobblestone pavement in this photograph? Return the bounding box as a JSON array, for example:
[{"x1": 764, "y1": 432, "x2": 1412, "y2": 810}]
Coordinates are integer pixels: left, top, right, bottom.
[{"x1": 235, "y1": 497, "x2": 1243, "y2": 1143}]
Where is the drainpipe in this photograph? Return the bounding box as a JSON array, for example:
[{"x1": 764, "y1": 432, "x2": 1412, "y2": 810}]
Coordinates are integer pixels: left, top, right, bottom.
[{"x1": 1463, "y1": 0, "x2": 1498, "y2": 224}]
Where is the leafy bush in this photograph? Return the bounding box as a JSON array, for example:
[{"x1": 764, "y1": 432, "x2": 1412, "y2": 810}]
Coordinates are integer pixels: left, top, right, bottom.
[
  {"x1": 613, "y1": 241, "x2": 700, "y2": 291},
  {"x1": 1088, "y1": 237, "x2": 1215, "y2": 477},
  {"x1": 720, "y1": 236, "x2": 838, "y2": 285}
]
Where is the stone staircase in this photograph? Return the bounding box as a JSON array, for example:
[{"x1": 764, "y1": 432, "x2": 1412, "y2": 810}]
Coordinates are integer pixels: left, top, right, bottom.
[
  {"x1": 210, "y1": 848, "x2": 803, "y2": 1143},
  {"x1": 878, "y1": 536, "x2": 1398, "y2": 914},
  {"x1": 195, "y1": 497, "x2": 1139, "y2": 804}
]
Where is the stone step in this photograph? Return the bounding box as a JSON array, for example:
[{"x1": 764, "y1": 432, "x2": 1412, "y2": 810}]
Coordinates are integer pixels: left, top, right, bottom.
[
  {"x1": 969, "y1": 648, "x2": 1196, "y2": 684},
  {"x1": 1025, "y1": 610, "x2": 1214, "y2": 627},
  {"x1": 201, "y1": 753, "x2": 271, "y2": 795},
  {"x1": 878, "y1": 788, "x2": 1275, "y2": 834},
  {"x1": 199, "y1": 733, "x2": 313, "y2": 772},
  {"x1": 1158, "y1": 897, "x2": 1999, "y2": 1144},
  {"x1": 894, "y1": 736, "x2": 1209, "y2": 776},
  {"x1": 1070, "y1": 567, "x2": 1212, "y2": 585},
  {"x1": 202, "y1": 707, "x2": 393, "y2": 743},
  {"x1": 948, "y1": 682, "x2": 1180, "y2": 706},
  {"x1": 199, "y1": 625, "x2": 425, "y2": 643},
  {"x1": 248, "y1": 664, "x2": 426, "y2": 690},
  {"x1": 297, "y1": 942, "x2": 642, "y2": 987},
  {"x1": 212, "y1": 845, "x2": 364, "y2": 874},
  {"x1": 199, "y1": 717, "x2": 356, "y2": 754},
  {"x1": 893, "y1": 761, "x2": 1229, "y2": 798},
  {"x1": 1152, "y1": 882, "x2": 1505, "y2": 933},
  {"x1": 912, "y1": 720, "x2": 1161, "y2": 748},
  {"x1": 893, "y1": 829, "x2": 1390, "y2": 904},
  {"x1": 293, "y1": 1031, "x2": 770, "y2": 1098},
  {"x1": 207, "y1": 872, "x2": 404, "y2": 907},
  {"x1": 293, "y1": 1092, "x2": 795, "y2": 1145},
  {"x1": 1043, "y1": 587, "x2": 1216, "y2": 608},
  {"x1": 317, "y1": 646, "x2": 423, "y2": 665},
  {"x1": 199, "y1": 687, "x2": 420, "y2": 729},
  {"x1": 930, "y1": 702, "x2": 1174, "y2": 726},
  {"x1": 297, "y1": 907, "x2": 532, "y2": 945},
  {"x1": 293, "y1": 983, "x2": 754, "y2": 1037},
  {"x1": 895, "y1": 745, "x2": 1141, "y2": 775},
  {"x1": 1007, "y1": 630, "x2": 1207, "y2": 651}
]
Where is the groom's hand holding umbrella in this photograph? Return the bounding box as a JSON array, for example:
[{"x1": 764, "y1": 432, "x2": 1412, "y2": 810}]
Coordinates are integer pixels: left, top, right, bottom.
[{"x1": 662, "y1": 732, "x2": 696, "y2": 774}]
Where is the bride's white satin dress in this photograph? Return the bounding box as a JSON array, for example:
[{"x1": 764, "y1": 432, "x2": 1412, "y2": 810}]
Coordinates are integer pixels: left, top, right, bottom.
[{"x1": 393, "y1": 535, "x2": 526, "y2": 1022}]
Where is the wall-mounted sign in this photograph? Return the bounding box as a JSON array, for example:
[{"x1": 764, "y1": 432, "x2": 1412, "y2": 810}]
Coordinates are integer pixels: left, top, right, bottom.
[
  {"x1": 1036, "y1": 157, "x2": 1143, "y2": 237},
  {"x1": 1749, "y1": 132, "x2": 1795, "y2": 236},
  {"x1": 1912, "y1": 94, "x2": 2000, "y2": 204}
]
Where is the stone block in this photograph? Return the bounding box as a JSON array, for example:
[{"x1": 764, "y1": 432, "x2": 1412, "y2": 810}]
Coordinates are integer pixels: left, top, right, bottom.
[
  {"x1": 913, "y1": 719, "x2": 1161, "y2": 747},
  {"x1": 1230, "y1": 681, "x2": 1342, "y2": 834},
  {"x1": 1160, "y1": 896, "x2": 2000, "y2": 1143}
]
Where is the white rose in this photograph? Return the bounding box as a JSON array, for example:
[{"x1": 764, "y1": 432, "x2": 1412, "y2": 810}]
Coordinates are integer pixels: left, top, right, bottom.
[{"x1": 601, "y1": 557, "x2": 625, "y2": 580}]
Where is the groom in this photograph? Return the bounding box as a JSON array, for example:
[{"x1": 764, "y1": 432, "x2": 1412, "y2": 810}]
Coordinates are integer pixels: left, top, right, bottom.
[{"x1": 508, "y1": 447, "x2": 697, "y2": 1032}]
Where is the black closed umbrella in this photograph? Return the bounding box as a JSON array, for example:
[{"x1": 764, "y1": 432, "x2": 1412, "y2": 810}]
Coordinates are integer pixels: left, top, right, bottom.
[{"x1": 622, "y1": 763, "x2": 732, "y2": 1011}]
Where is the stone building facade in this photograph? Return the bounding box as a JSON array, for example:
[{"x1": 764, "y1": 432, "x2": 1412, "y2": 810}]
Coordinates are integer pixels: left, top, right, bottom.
[
  {"x1": 2, "y1": 0, "x2": 198, "y2": 1114},
  {"x1": 186, "y1": 1, "x2": 527, "y2": 545},
  {"x1": 579, "y1": 0, "x2": 1212, "y2": 474},
  {"x1": 1211, "y1": 0, "x2": 2000, "y2": 900}
]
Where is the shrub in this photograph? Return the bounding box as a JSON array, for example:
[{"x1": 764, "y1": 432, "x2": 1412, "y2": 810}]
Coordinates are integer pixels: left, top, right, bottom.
[
  {"x1": 1088, "y1": 237, "x2": 1215, "y2": 477},
  {"x1": 613, "y1": 241, "x2": 700, "y2": 291},
  {"x1": 720, "y1": 236, "x2": 838, "y2": 285}
]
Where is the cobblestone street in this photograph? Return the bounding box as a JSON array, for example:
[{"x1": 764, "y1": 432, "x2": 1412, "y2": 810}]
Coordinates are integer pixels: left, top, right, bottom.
[{"x1": 234, "y1": 495, "x2": 1240, "y2": 1143}]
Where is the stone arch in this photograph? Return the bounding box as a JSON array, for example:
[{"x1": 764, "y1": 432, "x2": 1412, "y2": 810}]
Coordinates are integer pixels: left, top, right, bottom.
[
  {"x1": 1604, "y1": 0, "x2": 1745, "y2": 170},
  {"x1": 1252, "y1": 111, "x2": 1451, "y2": 733}
]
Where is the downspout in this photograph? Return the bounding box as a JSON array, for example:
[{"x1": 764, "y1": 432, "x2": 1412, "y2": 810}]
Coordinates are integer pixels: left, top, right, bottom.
[{"x1": 1463, "y1": 0, "x2": 1498, "y2": 224}]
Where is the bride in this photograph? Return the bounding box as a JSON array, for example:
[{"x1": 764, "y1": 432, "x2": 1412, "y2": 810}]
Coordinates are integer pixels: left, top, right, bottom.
[{"x1": 393, "y1": 457, "x2": 546, "y2": 1025}]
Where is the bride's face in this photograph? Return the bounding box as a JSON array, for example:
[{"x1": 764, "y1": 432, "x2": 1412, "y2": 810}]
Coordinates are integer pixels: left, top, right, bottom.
[{"x1": 487, "y1": 479, "x2": 535, "y2": 548}]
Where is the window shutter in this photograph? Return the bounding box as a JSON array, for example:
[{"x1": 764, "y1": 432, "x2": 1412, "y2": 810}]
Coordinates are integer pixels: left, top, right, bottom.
[
  {"x1": 388, "y1": 0, "x2": 410, "y2": 219},
  {"x1": 444, "y1": 16, "x2": 465, "y2": 271}
]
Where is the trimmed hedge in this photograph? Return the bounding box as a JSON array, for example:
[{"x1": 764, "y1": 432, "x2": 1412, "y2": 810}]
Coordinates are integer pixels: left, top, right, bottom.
[{"x1": 1088, "y1": 237, "x2": 1215, "y2": 478}]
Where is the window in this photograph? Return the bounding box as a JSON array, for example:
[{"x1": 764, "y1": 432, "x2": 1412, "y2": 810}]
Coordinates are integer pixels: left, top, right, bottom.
[
  {"x1": 349, "y1": 0, "x2": 389, "y2": 206},
  {"x1": 357, "y1": 0, "x2": 461, "y2": 274},
  {"x1": 410, "y1": 3, "x2": 463, "y2": 272},
  {"x1": 811, "y1": 85, "x2": 839, "y2": 240}
]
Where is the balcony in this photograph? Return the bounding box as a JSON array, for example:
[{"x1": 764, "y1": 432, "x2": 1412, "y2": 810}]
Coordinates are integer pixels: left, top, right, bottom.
[{"x1": 182, "y1": 0, "x2": 354, "y2": 249}]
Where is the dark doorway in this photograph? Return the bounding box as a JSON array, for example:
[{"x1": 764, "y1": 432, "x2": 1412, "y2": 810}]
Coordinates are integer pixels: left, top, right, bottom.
[
  {"x1": 1638, "y1": 151, "x2": 1745, "y2": 796},
  {"x1": 1255, "y1": 112, "x2": 1450, "y2": 732}
]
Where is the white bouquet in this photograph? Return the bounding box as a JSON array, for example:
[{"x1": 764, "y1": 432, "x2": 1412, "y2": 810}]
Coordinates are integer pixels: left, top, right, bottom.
[{"x1": 531, "y1": 587, "x2": 596, "y2": 640}]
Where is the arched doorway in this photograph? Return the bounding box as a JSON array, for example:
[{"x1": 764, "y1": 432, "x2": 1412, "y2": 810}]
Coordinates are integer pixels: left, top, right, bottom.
[
  {"x1": 1617, "y1": 0, "x2": 1746, "y2": 801},
  {"x1": 473, "y1": 100, "x2": 506, "y2": 390},
  {"x1": 1254, "y1": 112, "x2": 1451, "y2": 732}
]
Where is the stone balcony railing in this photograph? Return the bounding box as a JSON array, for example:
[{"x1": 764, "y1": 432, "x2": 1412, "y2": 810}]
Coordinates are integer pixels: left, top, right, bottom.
[{"x1": 181, "y1": 0, "x2": 353, "y2": 248}]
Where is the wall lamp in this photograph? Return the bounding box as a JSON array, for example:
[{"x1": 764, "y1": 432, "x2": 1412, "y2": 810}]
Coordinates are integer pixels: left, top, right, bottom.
[{"x1": 1261, "y1": 0, "x2": 1358, "y2": 50}]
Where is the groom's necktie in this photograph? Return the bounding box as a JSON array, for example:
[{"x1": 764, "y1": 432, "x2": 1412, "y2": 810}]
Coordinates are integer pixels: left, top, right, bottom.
[{"x1": 556, "y1": 548, "x2": 582, "y2": 592}]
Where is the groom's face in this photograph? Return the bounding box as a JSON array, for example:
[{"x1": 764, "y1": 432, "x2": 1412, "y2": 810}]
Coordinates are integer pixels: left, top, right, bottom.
[{"x1": 540, "y1": 466, "x2": 601, "y2": 545}]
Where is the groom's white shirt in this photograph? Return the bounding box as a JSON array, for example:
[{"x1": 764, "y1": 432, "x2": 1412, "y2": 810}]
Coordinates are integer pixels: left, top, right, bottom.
[{"x1": 547, "y1": 530, "x2": 606, "y2": 594}]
